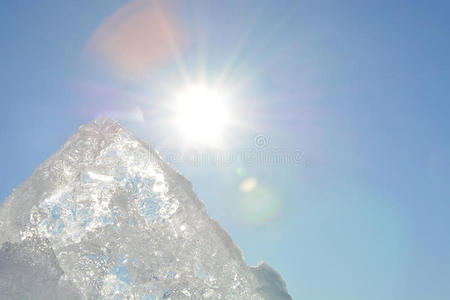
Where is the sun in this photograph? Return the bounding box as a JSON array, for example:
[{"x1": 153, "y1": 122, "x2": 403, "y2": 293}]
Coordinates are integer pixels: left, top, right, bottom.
[{"x1": 172, "y1": 84, "x2": 232, "y2": 147}]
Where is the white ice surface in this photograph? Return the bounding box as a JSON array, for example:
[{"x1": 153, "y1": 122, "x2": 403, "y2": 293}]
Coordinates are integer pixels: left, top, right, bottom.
[{"x1": 0, "y1": 117, "x2": 291, "y2": 300}]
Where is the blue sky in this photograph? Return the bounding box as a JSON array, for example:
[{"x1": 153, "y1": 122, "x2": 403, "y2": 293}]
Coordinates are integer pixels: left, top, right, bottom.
[{"x1": 1, "y1": 1, "x2": 450, "y2": 299}]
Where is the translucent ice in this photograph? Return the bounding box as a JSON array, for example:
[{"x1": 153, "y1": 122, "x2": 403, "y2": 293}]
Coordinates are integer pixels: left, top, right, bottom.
[{"x1": 0, "y1": 117, "x2": 291, "y2": 299}]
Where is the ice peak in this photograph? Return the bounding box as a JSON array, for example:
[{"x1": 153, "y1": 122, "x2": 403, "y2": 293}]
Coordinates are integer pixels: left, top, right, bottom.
[
  {"x1": 79, "y1": 115, "x2": 124, "y2": 135},
  {"x1": 91, "y1": 115, "x2": 119, "y2": 127},
  {"x1": 0, "y1": 118, "x2": 292, "y2": 300}
]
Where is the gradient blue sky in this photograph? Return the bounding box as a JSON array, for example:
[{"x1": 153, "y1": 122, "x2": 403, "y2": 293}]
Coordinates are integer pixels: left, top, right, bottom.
[{"x1": 1, "y1": 1, "x2": 450, "y2": 299}]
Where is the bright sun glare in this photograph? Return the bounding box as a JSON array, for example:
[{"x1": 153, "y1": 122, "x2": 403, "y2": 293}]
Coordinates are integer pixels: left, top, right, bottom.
[{"x1": 173, "y1": 85, "x2": 231, "y2": 147}]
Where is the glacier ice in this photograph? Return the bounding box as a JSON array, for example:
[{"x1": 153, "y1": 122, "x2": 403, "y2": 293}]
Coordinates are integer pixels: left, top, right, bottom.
[{"x1": 0, "y1": 117, "x2": 291, "y2": 300}]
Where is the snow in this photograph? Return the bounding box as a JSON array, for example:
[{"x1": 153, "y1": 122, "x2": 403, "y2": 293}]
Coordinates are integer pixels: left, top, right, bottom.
[{"x1": 0, "y1": 116, "x2": 291, "y2": 299}]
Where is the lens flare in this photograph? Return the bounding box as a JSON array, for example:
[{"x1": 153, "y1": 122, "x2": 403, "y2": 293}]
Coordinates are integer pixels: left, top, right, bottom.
[
  {"x1": 84, "y1": 0, "x2": 186, "y2": 80},
  {"x1": 240, "y1": 177, "x2": 258, "y2": 192},
  {"x1": 240, "y1": 186, "x2": 281, "y2": 225}
]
